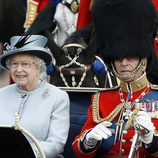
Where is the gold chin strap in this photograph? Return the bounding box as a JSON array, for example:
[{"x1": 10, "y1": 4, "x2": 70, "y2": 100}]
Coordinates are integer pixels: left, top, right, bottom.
[
  {"x1": 112, "y1": 58, "x2": 146, "y2": 82},
  {"x1": 24, "y1": 0, "x2": 39, "y2": 28}
]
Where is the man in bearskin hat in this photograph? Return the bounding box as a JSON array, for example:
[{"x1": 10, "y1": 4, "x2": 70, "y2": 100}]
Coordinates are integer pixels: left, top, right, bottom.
[{"x1": 72, "y1": 0, "x2": 158, "y2": 157}]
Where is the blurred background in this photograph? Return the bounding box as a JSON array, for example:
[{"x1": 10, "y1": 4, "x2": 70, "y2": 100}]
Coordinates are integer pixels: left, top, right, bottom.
[{"x1": 0, "y1": 70, "x2": 9, "y2": 88}]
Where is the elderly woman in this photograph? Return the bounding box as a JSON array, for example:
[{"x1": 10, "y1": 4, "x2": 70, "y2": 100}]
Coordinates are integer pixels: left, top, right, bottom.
[{"x1": 0, "y1": 35, "x2": 70, "y2": 158}]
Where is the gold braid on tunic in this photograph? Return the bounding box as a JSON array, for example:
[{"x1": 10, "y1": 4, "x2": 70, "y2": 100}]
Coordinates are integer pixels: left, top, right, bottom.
[{"x1": 92, "y1": 92, "x2": 124, "y2": 123}]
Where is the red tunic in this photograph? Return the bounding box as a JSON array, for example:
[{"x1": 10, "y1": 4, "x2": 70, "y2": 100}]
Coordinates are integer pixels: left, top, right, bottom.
[
  {"x1": 76, "y1": 0, "x2": 92, "y2": 29},
  {"x1": 152, "y1": 0, "x2": 158, "y2": 11},
  {"x1": 34, "y1": 0, "x2": 49, "y2": 12},
  {"x1": 72, "y1": 86, "x2": 158, "y2": 157}
]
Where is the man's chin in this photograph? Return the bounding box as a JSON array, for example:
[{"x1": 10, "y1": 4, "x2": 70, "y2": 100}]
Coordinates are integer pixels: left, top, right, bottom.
[
  {"x1": 119, "y1": 72, "x2": 131, "y2": 77},
  {"x1": 120, "y1": 71, "x2": 131, "y2": 76}
]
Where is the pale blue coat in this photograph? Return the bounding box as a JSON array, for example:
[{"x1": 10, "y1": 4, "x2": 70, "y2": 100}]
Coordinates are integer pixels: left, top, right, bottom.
[{"x1": 0, "y1": 81, "x2": 70, "y2": 158}]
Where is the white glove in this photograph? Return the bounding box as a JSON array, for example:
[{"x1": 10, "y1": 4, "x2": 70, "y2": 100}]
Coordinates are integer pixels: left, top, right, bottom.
[
  {"x1": 84, "y1": 121, "x2": 112, "y2": 148},
  {"x1": 134, "y1": 111, "x2": 155, "y2": 144}
]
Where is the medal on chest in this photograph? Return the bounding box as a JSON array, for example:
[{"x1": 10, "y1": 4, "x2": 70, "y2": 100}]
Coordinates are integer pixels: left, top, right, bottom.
[{"x1": 114, "y1": 84, "x2": 150, "y2": 145}]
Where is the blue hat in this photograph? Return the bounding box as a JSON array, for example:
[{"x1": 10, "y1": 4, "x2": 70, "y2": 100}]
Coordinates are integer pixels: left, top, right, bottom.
[{"x1": 0, "y1": 35, "x2": 52, "y2": 69}]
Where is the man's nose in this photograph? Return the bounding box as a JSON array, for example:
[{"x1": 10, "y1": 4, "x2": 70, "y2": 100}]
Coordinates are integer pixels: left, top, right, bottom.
[{"x1": 120, "y1": 58, "x2": 128, "y2": 65}]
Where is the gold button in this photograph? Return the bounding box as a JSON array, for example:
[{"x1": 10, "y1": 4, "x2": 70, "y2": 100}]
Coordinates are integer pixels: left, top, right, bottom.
[
  {"x1": 137, "y1": 84, "x2": 141, "y2": 88},
  {"x1": 120, "y1": 148, "x2": 125, "y2": 153},
  {"x1": 122, "y1": 130, "x2": 128, "y2": 135},
  {"x1": 121, "y1": 139, "x2": 126, "y2": 144}
]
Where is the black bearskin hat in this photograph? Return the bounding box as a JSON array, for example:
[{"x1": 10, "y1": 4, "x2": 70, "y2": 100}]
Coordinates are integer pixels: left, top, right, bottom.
[{"x1": 92, "y1": 0, "x2": 158, "y2": 62}]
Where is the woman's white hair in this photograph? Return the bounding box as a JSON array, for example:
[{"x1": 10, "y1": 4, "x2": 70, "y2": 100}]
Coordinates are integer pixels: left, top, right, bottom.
[{"x1": 34, "y1": 56, "x2": 47, "y2": 80}]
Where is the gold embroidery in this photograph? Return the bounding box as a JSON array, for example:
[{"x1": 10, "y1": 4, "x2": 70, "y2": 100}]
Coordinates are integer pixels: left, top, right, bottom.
[
  {"x1": 92, "y1": 92, "x2": 124, "y2": 123},
  {"x1": 77, "y1": 130, "x2": 98, "y2": 154},
  {"x1": 124, "y1": 108, "x2": 140, "y2": 130},
  {"x1": 121, "y1": 74, "x2": 149, "y2": 92},
  {"x1": 24, "y1": 0, "x2": 38, "y2": 28}
]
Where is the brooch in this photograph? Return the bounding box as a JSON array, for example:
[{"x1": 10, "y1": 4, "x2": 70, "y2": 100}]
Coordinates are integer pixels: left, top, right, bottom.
[{"x1": 41, "y1": 89, "x2": 50, "y2": 99}]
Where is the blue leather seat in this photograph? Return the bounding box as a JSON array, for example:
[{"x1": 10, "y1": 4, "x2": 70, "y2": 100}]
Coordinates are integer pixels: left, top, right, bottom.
[{"x1": 63, "y1": 92, "x2": 93, "y2": 158}]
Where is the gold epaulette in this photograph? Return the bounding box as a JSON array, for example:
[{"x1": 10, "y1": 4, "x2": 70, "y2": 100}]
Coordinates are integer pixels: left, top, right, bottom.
[
  {"x1": 24, "y1": 0, "x2": 39, "y2": 28},
  {"x1": 150, "y1": 84, "x2": 158, "y2": 90}
]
